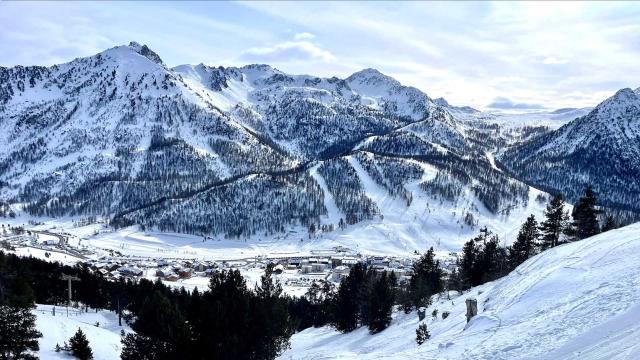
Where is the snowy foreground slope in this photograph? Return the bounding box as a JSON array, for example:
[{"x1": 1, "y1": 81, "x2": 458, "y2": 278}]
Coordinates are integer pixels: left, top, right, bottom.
[
  {"x1": 33, "y1": 305, "x2": 127, "y2": 360},
  {"x1": 280, "y1": 223, "x2": 640, "y2": 360}
]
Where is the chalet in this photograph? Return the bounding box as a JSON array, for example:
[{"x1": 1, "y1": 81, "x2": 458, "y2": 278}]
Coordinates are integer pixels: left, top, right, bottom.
[
  {"x1": 287, "y1": 258, "x2": 302, "y2": 267},
  {"x1": 156, "y1": 269, "x2": 172, "y2": 278},
  {"x1": 311, "y1": 263, "x2": 327, "y2": 273},
  {"x1": 300, "y1": 265, "x2": 313, "y2": 274},
  {"x1": 371, "y1": 264, "x2": 387, "y2": 272},
  {"x1": 331, "y1": 265, "x2": 350, "y2": 281},
  {"x1": 194, "y1": 262, "x2": 208, "y2": 272},
  {"x1": 157, "y1": 259, "x2": 170, "y2": 267},
  {"x1": 178, "y1": 269, "x2": 192, "y2": 279},
  {"x1": 370, "y1": 256, "x2": 389, "y2": 266},
  {"x1": 119, "y1": 266, "x2": 143, "y2": 277},
  {"x1": 105, "y1": 263, "x2": 120, "y2": 272},
  {"x1": 165, "y1": 274, "x2": 179, "y2": 282}
]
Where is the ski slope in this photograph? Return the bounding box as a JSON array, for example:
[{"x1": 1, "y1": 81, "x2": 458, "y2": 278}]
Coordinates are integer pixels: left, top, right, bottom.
[{"x1": 280, "y1": 222, "x2": 640, "y2": 360}]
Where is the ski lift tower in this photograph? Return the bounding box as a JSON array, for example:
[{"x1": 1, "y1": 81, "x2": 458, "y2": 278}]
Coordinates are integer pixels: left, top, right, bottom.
[{"x1": 60, "y1": 274, "x2": 80, "y2": 317}]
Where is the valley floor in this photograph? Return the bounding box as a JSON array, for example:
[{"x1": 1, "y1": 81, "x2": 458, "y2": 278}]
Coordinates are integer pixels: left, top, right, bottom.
[{"x1": 2, "y1": 179, "x2": 549, "y2": 263}]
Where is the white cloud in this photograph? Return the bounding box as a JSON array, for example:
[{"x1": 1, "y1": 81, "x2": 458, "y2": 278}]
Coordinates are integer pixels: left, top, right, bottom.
[
  {"x1": 542, "y1": 57, "x2": 569, "y2": 65},
  {"x1": 486, "y1": 97, "x2": 545, "y2": 110},
  {"x1": 239, "y1": 41, "x2": 335, "y2": 63},
  {"x1": 2, "y1": 1, "x2": 638, "y2": 110},
  {"x1": 293, "y1": 32, "x2": 315, "y2": 40}
]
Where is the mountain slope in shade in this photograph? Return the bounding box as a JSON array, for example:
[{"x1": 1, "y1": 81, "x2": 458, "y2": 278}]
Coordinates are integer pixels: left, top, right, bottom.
[
  {"x1": 280, "y1": 222, "x2": 640, "y2": 360},
  {"x1": 499, "y1": 88, "x2": 640, "y2": 213}
]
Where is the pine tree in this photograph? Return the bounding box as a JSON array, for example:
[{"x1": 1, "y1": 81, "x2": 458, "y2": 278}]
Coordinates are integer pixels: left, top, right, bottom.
[
  {"x1": 539, "y1": 193, "x2": 568, "y2": 249},
  {"x1": 69, "y1": 328, "x2": 93, "y2": 360},
  {"x1": 367, "y1": 272, "x2": 396, "y2": 334},
  {"x1": 415, "y1": 323, "x2": 430, "y2": 345},
  {"x1": 601, "y1": 215, "x2": 618, "y2": 232},
  {"x1": 332, "y1": 263, "x2": 366, "y2": 332},
  {"x1": 458, "y1": 239, "x2": 478, "y2": 290},
  {"x1": 192, "y1": 269, "x2": 252, "y2": 360},
  {"x1": 0, "y1": 277, "x2": 41, "y2": 360},
  {"x1": 509, "y1": 215, "x2": 539, "y2": 269},
  {"x1": 409, "y1": 247, "x2": 444, "y2": 309},
  {"x1": 0, "y1": 304, "x2": 42, "y2": 360},
  {"x1": 121, "y1": 291, "x2": 189, "y2": 360},
  {"x1": 569, "y1": 186, "x2": 600, "y2": 240},
  {"x1": 249, "y1": 264, "x2": 294, "y2": 360},
  {"x1": 458, "y1": 230, "x2": 508, "y2": 288},
  {"x1": 477, "y1": 233, "x2": 507, "y2": 283}
]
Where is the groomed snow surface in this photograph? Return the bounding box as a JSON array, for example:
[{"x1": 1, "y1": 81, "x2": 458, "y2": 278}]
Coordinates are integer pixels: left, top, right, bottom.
[{"x1": 279, "y1": 223, "x2": 640, "y2": 360}]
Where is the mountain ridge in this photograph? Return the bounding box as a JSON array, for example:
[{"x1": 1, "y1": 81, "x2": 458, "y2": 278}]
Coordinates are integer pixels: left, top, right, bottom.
[
  {"x1": 0, "y1": 42, "x2": 635, "y2": 252},
  {"x1": 499, "y1": 87, "x2": 640, "y2": 214}
]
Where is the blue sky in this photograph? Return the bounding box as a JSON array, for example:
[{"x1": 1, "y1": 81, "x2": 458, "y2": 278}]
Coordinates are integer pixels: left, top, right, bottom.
[{"x1": 1, "y1": 1, "x2": 638, "y2": 110}]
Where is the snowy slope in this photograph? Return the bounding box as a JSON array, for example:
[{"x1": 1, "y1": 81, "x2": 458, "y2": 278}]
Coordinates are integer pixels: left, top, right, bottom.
[
  {"x1": 280, "y1": 222, "x2": 640, "y2": 360},
  {"x1": 33, "y1": 305, "x2": 128, "y2": 360},
  {"x1": 499, "y1": 88, "x2": 640, "y2": 212}
]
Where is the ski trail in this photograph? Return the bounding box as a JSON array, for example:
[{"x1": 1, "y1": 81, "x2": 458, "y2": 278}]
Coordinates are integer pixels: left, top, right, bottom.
[
  {"x1": 346, "y1": 155, "x2": 403, "y2": 217},
  {"x1": 485, "y1": 151, "x2": 501, "y2": 171},
  {"x1": 310, "y1": 164, "x2": 344, "y2": 226}
]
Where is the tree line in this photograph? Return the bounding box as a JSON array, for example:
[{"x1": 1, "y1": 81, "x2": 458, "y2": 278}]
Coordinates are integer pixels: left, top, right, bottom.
[
  {"x1": 454, "y1": 186, "x2": 620, "y2": 290},
  {"x1": 0, "y1": 253, "x2": 294, "y2": 360},
  {"x1": 289, "y1": 247, "x2": 445, "y2": 336}
]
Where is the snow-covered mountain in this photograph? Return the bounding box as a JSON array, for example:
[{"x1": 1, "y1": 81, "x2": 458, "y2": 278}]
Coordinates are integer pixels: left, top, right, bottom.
[
  {"x1": 0, "y1": 42, "x2": 628, "y2": 252},
  {"x1": 281, "y1": 222, "x2": 640, "y2": 359},
  {"x1": 499, "y1": 88, "x2": 640, "y2": 215}
]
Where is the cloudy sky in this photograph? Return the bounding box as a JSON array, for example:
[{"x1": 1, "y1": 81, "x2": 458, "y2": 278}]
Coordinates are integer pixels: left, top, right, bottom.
[{"x1": 1, "y1": 1, "x2": 638, "y2": 110}]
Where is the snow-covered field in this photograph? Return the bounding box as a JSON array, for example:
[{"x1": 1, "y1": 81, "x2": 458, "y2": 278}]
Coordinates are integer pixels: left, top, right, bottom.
[
  {"x1": 280, "y1": 222, "x2": 640, "y2": 360},
  {"x1": 33, "y1": 305, "x2": 129, "y2": 360}
]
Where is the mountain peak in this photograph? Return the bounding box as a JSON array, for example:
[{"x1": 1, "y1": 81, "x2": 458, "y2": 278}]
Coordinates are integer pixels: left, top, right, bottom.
[
  {"x1": 126, "y1": 41, "x2": 165, "y2": 66},
  {"x1": 240, "y1": 63, "x2": 279, "y2": 73},
  {"x1": 593, "y1": 87, "x2": 639, "y2": 119},
  {"x1": 433, "y1": 97, "x2": 450, "y2": 107},
  {"x1": 433, "y1": 96, "x2": 479, "y2": 114},
  {"x1": 346, "y1": 68, "x2": 399, "y2": 87}
]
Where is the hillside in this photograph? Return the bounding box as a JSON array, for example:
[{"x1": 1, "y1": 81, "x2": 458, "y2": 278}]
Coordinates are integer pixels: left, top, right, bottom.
[
  {"x1": 280, "y1": 222, "x2": 640, "y2": 359},
  {"x1": 33, "y1": 305, "x2": 127, "y2": 360},
  {"x1": 499, "y1": 88, "x2": 640, "y2": 215}
]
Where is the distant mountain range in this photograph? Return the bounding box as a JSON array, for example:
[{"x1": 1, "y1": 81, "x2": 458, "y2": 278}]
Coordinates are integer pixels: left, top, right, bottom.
[{"x1": 0, "y1": 42, "x2": 636, "y2": 251}]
